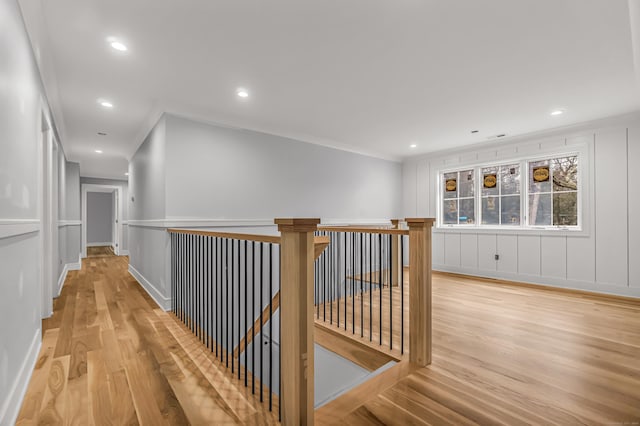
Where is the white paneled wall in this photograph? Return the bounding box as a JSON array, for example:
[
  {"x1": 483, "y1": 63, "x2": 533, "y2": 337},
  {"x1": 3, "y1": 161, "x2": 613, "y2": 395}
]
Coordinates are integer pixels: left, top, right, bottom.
[
  {"x1": 403, "y1": 114, "x2": 640, "y2": 298},
  {"x1": 629, "y1": 124, "x2": 640, "y2": 288}
]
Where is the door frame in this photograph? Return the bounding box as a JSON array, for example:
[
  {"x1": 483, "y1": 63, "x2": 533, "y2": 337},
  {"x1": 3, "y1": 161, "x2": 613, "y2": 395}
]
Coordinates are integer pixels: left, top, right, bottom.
[{"x1": 81, "y1": 184, "x2": 122, "y2": 258}]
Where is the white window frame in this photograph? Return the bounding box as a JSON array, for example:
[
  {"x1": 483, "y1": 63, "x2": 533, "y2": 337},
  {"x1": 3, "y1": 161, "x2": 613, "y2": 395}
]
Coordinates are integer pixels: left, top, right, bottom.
[{"x1": 436, "y1": 145, "x2": 588, "y2": 234}]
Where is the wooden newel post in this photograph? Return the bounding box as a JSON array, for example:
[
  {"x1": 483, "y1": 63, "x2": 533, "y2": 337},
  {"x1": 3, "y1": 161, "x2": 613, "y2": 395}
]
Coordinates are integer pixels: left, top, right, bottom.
[
  {"x1": 405, "y1": 218, "x2": 436, "y2": 366},
  {"x1": 275, "y1": 218, "x2": 320, "y2": 426}
]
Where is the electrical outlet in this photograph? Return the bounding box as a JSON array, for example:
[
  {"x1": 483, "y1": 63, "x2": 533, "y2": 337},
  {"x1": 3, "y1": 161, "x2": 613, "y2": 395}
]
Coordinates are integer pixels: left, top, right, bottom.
[{"x1": 494, "y1": 254, "x2": 500, "y2": 261}]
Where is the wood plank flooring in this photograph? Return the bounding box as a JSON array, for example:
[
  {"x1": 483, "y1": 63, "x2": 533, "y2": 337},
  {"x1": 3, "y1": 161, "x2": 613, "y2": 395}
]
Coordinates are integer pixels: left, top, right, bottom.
[
  {"x1": 316, "y1": 272, "x2": 640, "y2": 425},
  {"x1": 87, "y1": 246, "x2": 115, "y2": 257},
  {"x1": 18, "y1": 254, "x2": 640, "y2": 425},
  {"x1": 17, "y1": 255, "x2": 279, "y2": 425}
]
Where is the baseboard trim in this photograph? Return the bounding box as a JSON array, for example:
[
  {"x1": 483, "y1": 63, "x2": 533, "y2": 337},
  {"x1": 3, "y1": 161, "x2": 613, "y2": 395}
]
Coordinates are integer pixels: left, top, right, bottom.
[
  {"x1": 57, "y1": 264, "x2": 69, "y2": 297},
  {"x1": 119, "y1": 250, "x2": 129, "y2": 256},
  {"x1": 57, "y1": 254, "x2": 82, "y2": 296},
  {"x1": 433, "y1": 269, "x2": 640, "y2": 303},
  {"x1": 68, "y1": 253, "x2": 82, "y2": 271},
  {"x1": 87, "y1": 242, "x2": 113, "y2": 247},
  {"x1": 128, "y1": 264, "x2": 171, "y2": 311},
  {"x1": 0, "y1": 328, "x2": 41, "y2": 426}
]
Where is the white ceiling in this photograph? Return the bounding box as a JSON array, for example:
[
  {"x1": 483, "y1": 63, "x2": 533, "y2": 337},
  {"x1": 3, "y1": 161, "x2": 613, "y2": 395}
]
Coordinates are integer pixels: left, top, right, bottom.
[{"x1": 19, "y1": 0, "x2": 640, "y2": 179}]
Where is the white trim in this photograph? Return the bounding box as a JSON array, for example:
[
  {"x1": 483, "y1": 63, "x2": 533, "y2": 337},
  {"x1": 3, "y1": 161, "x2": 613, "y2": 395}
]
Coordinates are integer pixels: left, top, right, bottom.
[
  {"x1": 0, "y1": 328, "x2": 42, "y2": 426},
  {"x1": 87, "y1": 242, "x2": 114, "y2": 247},
  {"x1": 128, "y1": 264, "x2": 171, "y2": 311},
  {"x1": 434, "y1": 265, "x2": 640, "y2": 299},
  {"x1": 69, "y1": 253, "x2": 82, "y2": 271},
  {"x1": 126, "y1": 218, "x2": 393, "y2": 229},
  {"x1": 56, "y1": 254, "x2": 82, "y2": 296},
  {"x1": 0, "y1": 220, "x2": 40, "y2": 239},
  {"x1": 128, "y1": 219, "x2": 273, "y2": 228},
  {"x1": 120, "y1": 249, "x2": 130, "y2": 256},
  {"x1": 57, "y1": 220, "x2": 81, "y2": 227},
  {"x1": 82, "y1": 184, "x2": 123, "y2": 258},
  {"x1": 56, "y1": 263, "x2": 69, "y2": 297}
]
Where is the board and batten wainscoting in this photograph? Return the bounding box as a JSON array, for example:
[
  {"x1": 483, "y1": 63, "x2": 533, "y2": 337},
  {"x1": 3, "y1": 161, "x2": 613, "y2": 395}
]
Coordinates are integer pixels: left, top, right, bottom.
[{"x1": 403, "y1": 114, "x2": 640, "y2": 298}]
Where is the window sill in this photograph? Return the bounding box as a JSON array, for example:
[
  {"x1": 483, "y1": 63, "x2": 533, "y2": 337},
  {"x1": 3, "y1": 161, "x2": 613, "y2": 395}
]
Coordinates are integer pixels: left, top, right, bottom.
[{"x1": 434, "y1": 225, "x2": 589, "y2": 237}]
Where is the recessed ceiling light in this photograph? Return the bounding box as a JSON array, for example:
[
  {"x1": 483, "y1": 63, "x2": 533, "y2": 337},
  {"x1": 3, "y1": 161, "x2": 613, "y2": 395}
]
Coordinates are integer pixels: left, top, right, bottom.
[
  {"x1": 107, "y1": 37, "x2": 128, "y2": 52},
  {"x1": 550, "y1": 109, "x2": 564, "y2": 116},
  {"x1": 410, "y1": 144, "x2": 417, "y2": 148},
  {"x1": 237, "y1": 88, "x2": 249, "y2": 98},
  {"x1": 99, "y1": 100, "x2": 113, "y2": 108},
  {"x1": 95, "y1": 149, "x2": 103, "y2": 154}
]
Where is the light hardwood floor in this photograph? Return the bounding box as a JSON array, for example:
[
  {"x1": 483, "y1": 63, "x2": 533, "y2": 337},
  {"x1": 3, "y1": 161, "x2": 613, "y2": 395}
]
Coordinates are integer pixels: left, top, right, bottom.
[
  {"x1": 17, "y1": 255, "x2": 279, "y2": 425},
  {"x1": 17, "y1": 256, "x2": 640, "y2": 425},
  {"x1": 317, "y1": 272, "x2": 640, "y2": 425}
]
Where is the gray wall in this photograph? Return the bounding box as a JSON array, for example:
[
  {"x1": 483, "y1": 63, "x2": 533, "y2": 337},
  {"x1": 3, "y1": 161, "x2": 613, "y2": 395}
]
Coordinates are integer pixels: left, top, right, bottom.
[
  {"x1": 128, "y1": 113, "x2": 402, "y2": 311},
  {"x1": 0, "y1": 0, "x2": 59, "y2": 422},
  {"x1": 129, "y1": 117, "x2": 165, "y2": 221},
  {"x1": 62, "y1": 162, "x2": 81, "y2": 265},
  {"x1": 164, "y1": 114, "x2": 401, "y2": 219},
  {"x1": 86, "y1": 192, "x2": 113, "y2": 244}
]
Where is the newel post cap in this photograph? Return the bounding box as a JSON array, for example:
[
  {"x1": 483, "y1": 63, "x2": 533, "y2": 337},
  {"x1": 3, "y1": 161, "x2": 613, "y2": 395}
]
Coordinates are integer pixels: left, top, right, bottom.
[
  {"x1": 405, "y1": 218, "x2": 436, "y2": 228},
  {"x1": 275, "y1": 218, "x2": 321, "y2": 233}
]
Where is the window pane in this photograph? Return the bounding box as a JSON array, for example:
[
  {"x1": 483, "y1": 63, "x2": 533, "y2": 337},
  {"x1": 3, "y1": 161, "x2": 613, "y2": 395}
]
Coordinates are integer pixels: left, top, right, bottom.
[
  {"x1": 529, "y1": 160, "x2": 551, "y2": 193},
  {"x1": 481, "y1": 197, "x2": 499, "y2": 224},
  {"x1": 501, "y1": 195, "x2": 520, "y2": 225},
  {"x1": 459, "y1": 198, "x2": 475, "y2": 224},
  {"x1": 500, "y1": 164, "x2": 520, "y2": 195},
  {"x1": 443, "y1": 172, "x2": 457, "y2": 199},
  {"x1": 553, "y1": 192, "x2": 577, "y2": 225},
  {"x1": 443, "y1": 199, "x2": 458, "y2": 224},
  {"x1": 552, "y1": 156, "x2": 578, "y2": 192},
  {"x1": 528, "y1": 193, "x2": 551, "y2": 225},
  {"x1": 481, "y1": 166, "x2": 499, "y2": 196},
  {"x1": 459, "y1": 170, "x2": 474, "y2": 197}
]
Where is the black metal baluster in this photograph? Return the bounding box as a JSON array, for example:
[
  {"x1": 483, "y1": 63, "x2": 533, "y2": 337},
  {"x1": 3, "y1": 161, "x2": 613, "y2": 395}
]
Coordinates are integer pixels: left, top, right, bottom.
[
  {"x1": 344, "y1": 232, "x2": 347, "y2": 331},
  {"x1": 251, "y1": 240, "x2": 256, "y2": 395},
  {"x1": 324, "y1": 231, "x2": 327, "y2": 322},
  {"x1": 369, "y1": 232, "x2": 373, "y2": 341},
  {"x1": 268, "y1": 243, "x2": 273, "y2": 411},
  {"x1": 389, "y1": 234, "x2": 393, "y2": 350},
  {"x1": 232, "y1": 239, "x2": 235, "y2": 375},
  {"x1": 216, "y1": 237, "x2": 220, "y2": 358},
  {"x1": 259, "y1": 242, "x2": 264, "y2": 402},
  {"x1": 401, "y1": 234, "x2": 405, "y2": 355},
  {"x1": 237, "y1": 240, "x2": 241, "y2": 380},
  {"x1": 352, "y1": 232, "x2": 355, "y2": 334},
  {"x1": 225, "y1": 238, "x2": 230, "y2": 368},
  {"x1": 360, "y1": 232, "x2": 364, "y2": 337},
  {"x1": 244, "y1": 240, "x2": 248, "y2": 386},
  {"x1": 379, "y1": 233, "x2": 382, "y2": 345}
]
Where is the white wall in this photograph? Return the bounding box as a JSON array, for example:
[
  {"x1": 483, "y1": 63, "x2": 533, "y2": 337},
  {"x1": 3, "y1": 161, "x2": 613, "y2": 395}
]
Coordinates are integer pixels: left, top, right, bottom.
[
  {"x1": 0, "y1": 0, "x2": 61, "y2": 423},
  {"x1": 86, "y1": 192, "x2": 113, "y2": 244},
  {"x1": 403, "y1": 114, "x2": 640, "y2": 298},
  {"x1": 164, "y1": 114, "x2": 401, "y2": 220},
  {"x1": 128, "y1": 113, "x2": 402, "y2": 309}
]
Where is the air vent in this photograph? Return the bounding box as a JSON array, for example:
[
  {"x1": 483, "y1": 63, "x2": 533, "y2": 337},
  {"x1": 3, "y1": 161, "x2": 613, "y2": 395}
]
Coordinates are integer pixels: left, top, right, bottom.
[{"x1": 487, "y1": 133, "x2": 507, "y2": 140}]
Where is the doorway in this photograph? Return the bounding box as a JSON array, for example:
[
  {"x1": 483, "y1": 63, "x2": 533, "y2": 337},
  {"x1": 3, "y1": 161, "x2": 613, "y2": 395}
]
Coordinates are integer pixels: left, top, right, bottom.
[{"x1": 81, "y1": 184, "x2": 122, "y2": 258}]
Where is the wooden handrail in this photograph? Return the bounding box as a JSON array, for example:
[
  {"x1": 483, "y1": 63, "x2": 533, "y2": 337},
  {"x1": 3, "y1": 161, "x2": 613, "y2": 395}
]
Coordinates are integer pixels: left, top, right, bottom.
[
  {"x1": 167, "y1": 228, "x2": 281, "y2": 244},
  {"x1": 317, "y1": 226, "x2": 409, "y2": 235}
]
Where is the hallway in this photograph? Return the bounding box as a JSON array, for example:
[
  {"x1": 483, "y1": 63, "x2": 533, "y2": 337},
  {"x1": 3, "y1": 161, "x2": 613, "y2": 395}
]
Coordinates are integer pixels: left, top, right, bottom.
[{"x1": 16, "y1": 256, "x2": 279, "y2": 425}]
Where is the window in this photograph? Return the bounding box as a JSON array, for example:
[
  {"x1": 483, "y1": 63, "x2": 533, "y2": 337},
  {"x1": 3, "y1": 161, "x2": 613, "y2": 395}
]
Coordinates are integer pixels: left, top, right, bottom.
[
  {"x1": 481, "y1": 164, "x2": 520, "y2": 226},
  {"x1": 439, "y1": 153, "x2": 580, "y2": 230},
  {"x1": 528, "y1": 155, "x2": 578, "y2": 226},
  {"x1": 442, "y1": 170, "x2": 475, "y2": 224}
]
